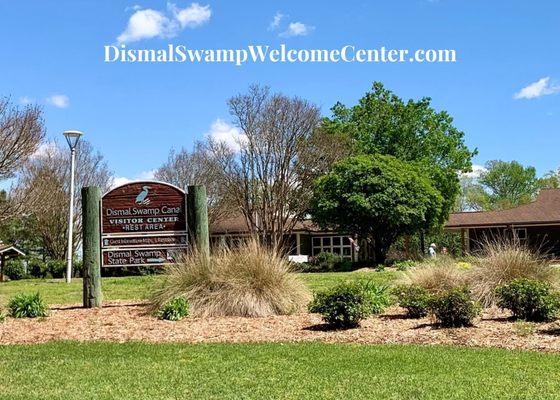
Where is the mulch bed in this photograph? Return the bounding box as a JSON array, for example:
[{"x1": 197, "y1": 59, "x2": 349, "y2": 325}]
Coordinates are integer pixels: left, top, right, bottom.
[{"x1": 1, "y1": 302, "x2": 560, "y2": 352}]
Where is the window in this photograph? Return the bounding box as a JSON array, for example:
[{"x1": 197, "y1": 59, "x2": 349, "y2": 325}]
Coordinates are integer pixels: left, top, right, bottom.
[
  {"x1": 312, "y1": 235, "x2": 353, "y2": 259},
  {"x1": 503, "y1": 228, "x2": 528, "y2": 242},
  {"x1": 514, "y1": 228, "x2": 527, "y2": 241}
]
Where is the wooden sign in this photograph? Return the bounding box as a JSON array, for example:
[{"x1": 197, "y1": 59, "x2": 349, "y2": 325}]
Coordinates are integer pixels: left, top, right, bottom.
[
  {"x1": 103, "y1": 248, "x2": 180, "y2": 267},
  {"x1": 101, "y1": 181, "x2": 187, "y2": 267}
]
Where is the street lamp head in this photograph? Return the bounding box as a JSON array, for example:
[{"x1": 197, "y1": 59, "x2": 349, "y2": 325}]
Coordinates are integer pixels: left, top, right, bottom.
[{"x1": 63, "y1": 130, "x2": 83, "y2": 150}]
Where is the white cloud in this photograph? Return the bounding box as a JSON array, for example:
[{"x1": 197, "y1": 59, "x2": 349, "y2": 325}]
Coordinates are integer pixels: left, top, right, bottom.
[
  {"x1": 268, "y1": 12, "x2": 284, "y2": 31},
  {"x1": 137, "y1": 169, "x2": 156, "y2": 180},
  {"x1": 111, "y1": 176, "x2": 132, "y2": 188},
  {"x1": 461, "y1": 164, "x2": 487, "y2": 179},
  {"x1": 19, "y1": 96, "x2": 34, "y2": 105},
  {"x1": 32, "y1": 141, "x2": 60, "y2": 159},
  {"x1": 206, "y1": 118, "x2": 246, "y2": 152},
  {"x1": 46, "y1": 94, "x2": 70, "y2": 108},
  {"x1": 111, "y1": 170, "x2": 156, "y2": 188},
  {"x1": 170, "y1": 2, "x2": 211, "y2": 28},
  {"x1": 514, "y1": 77, "x2": 560, "y2": 100},
  {"x1": 279, "y1": 22, "x2": 314, "y2": 38},
  {"x1": 117, "y1": 2, "x2": 211, "y2": 44},
  {"x1": 117, "y1": 8, "x2": 174, "y2": 43}
]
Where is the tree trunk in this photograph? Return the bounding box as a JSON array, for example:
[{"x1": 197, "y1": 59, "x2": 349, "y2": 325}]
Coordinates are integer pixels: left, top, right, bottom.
[
  {"x1": 82, "y1": 186, "x2": 102, "y2": 308},
  {"x1": 420, "y1": 231, "x2": 426, "y2": 257},
  {"x1": 373, "y1": 237, "x2": 392, "y2": 266}
]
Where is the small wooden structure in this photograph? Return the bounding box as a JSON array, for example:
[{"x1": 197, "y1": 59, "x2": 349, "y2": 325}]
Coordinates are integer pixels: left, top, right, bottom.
[{"x1": 0, "y1": 243, "x2": 26, "y2": 282}]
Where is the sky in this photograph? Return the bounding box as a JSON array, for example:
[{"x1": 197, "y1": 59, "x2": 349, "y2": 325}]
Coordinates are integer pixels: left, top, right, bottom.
[{"x1": 1, "y1": 0, "x2": 559, "y2": 183}]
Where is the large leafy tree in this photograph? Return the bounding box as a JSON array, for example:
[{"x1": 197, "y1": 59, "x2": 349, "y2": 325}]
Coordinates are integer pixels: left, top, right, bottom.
[
  {"x1": 311, "y1": 154, "x2": 443, "y2": 264},
  {"x1": 323, "y1": 82, "x2": 475, "y2": 221},
  {"x1": 478, "y1": 160, "x2": 538, "y2": 210},
  {"x1": 457, "y1": 160, "x2": 558, "y2": 211}
]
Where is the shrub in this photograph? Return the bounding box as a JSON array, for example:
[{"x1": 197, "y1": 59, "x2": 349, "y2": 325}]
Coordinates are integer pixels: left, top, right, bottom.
[
  {"x1": 150, "y1": 239, "x2": 310, "y2": 317},
  {"x1": 304, "y1": 252, "x2": 352, "y2": 272},
  {"x1": 496, "y1": 279, "x2": 560, "y2": 322},
  {"x1": 0, "y1": 311, "x2": 5, "y2": 323},
  {"x1": 361, "y1": 281, "x2": 391, "y2": 314},
  {"x1": 28, "y1": 258, "x2": 48, "y2": 278},
  {"x1": 3, "y1": 259, "x2": 26, "y2": 280},
  {"x1": 47, "y1": 260, "x2": 65, "y2": 278},
  {"x1": 73, "y1": 260, "x2": 83, "y2": 277},
  {"x1": 393, "y1": 260, "x2": 415, "y2": 271},
  {"x1": 309, "y1": 281, "x2": 388, "y2": 329},
  {"x1": 393, "y1": 284, "x2": 432, "y2": 318},
  {"x1": 513, "y1": 320, "x2": 536, "y2": 337},
  {"x1": 157, "y1": 297, "x2": 189, "y2": 321},
  {"x1": 429, "y1": 287, "x2": 481, "y2": 327},
  {"x1": 402, "y1": 259, "x2": 466, "y2": 294},
  {"x1": 468, "y1": 240, "x2": 557, "y2": 307},
  {"x1": 8, "y1": 293, "x2": 49, "y2": 318}
]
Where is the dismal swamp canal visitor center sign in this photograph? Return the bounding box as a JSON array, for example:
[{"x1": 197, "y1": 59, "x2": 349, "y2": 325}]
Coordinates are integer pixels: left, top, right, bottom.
[
  {"x1": 81, "y1": 182, "x2": 209, "y2": 308},
  {"x1": 101, "y1": 181, "x2": 188, "y2": 267}
]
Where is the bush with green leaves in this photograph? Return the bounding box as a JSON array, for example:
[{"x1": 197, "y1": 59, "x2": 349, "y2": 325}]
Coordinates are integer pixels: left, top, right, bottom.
[
  {"x1": 362, "y1": 281, "x2": 392, "y2": 314},
  {"x1": 429, "y1": 287, "x2": 481, "y2": 327},
  {"x1": 3, "y1": 259, "x2": 26, "y2": 280},
  {"x1": 392, "y1": 260, "x2": 415, "y2": 271},
  {"x1": 28, "y1": 258, "x2": 48, "y2": 278},
  {"x1": 72, "y1": 260, "x2": 83, "y2": 277},
  {"x1": 47, "y1": 260, "x2": 65, "y2": 278},
  {"x1": 8, "y1": 292, "x2": 49, "y2": 318},
  {"x1": 304, "y1": 252, "x2": 352, "y2": 273},
  {"x1": 496, "y1": 279, "x2": 560, "y2": 322},
  {"x1": 157, "y1": 297, "x2": 189, "y2": 321},
  {"x1": 309, "y1": 281, "x2": 389, "y2": 329},
  {"x1": 393, "y1": 284, "x2": 432, "y2": 318}
]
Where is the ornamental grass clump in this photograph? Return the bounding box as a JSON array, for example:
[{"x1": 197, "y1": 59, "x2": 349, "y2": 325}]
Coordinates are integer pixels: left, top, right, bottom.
[
  {"x1": 468, "y1": 240, "x2": 557, "y2": 307},
  {"x1": 402, "y1": 257, "x2": 467, "y2": 294},
  {"x1": 150, "y1": 239, "x2": 310, "y2": 317}
]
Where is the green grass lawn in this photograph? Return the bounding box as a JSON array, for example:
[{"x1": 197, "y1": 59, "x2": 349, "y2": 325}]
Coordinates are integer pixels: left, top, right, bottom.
[
  {"x1": 1, "y1": 342, "x2": 559, "y2": 400},
  {"x1": 0, "y1": 271, "x2": 399, "y2": 306}
]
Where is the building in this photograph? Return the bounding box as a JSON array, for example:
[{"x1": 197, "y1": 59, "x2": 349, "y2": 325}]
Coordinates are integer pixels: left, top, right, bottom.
[
  {"x1": 446, "y1": 189, "x2": 560, "y2": 256},
  {"x1": 0, "y1": 243, "x2": 26, "y2": 282},
  {"x1": 210, "y1": 215, "x2": 359, "y2": 262}
]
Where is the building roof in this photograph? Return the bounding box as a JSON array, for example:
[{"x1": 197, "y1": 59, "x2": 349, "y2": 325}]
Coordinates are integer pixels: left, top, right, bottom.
[
  {"x1": 0, "y1": 243, "x2": 25, "y2": 257},
  {"x1": 446, "y1": 189, "x2": 560, "y2": 229},
  {"x1": 210, "y1": 214, "x2": 325, "y2": 235}
]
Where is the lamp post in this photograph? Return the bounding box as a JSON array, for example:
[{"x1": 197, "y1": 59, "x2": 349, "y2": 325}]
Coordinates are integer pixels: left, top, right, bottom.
[{"x1": 63, "y1": 130, "x2": 83, "y2": 283}]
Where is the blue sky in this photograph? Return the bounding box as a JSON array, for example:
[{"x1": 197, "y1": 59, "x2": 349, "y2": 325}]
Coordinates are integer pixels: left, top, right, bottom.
[{"x1": 1, "y1": 1, "x2": 559, "y2": 182}]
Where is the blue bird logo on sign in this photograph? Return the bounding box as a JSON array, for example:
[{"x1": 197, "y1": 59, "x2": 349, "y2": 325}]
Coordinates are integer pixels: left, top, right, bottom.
[{"x1": 135, "y1": 186, "x2": 152, "y2": 205}]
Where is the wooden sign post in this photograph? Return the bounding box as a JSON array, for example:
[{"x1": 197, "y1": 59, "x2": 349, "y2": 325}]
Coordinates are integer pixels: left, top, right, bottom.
[
  {"x1": 82, "y1": 186, "x2": 102, "y2": 308},
  {"x1": 81, "y1": 182, "x2": 209, "y2": 308}
]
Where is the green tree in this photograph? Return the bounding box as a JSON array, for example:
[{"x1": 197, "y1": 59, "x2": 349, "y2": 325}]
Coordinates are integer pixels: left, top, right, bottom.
[
  {"x1": 479, "y1": 160, "x2": 539, "y2": 210},
  {"x1": 311, "y1": 154, "x2": 443, "y2": 264},
  {"x1": 324, "y1": 82, "x2": 476, "y2": 221},
  {"x1": 454, "y1": 175, "x2": 491, "y2": 211},
  {"x1": 538, "y1": 170, "x2": 560, "y2": 190}
]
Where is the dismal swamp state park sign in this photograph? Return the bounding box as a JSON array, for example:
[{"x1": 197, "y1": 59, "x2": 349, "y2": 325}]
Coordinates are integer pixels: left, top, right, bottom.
[{"x1": 101, "y1": 181, "x2": 188, "y2": 267}]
